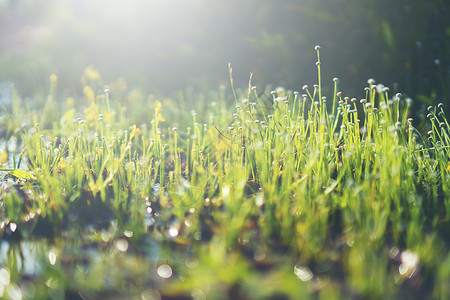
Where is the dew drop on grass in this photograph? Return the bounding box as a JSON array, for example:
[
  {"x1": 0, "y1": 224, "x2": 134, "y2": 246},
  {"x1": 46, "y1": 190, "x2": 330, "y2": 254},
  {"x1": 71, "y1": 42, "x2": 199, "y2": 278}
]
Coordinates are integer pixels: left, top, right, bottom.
[
  {"x1": 115, "y1": 239, "x2": 129, "y2": 252},
  {"x1": 124, "y1": 230, "x2": 134, "y2": 238},
  {"x1": 222, "y1": 186, "x2": 230, "y2": 198},
  {"x1": 9, "y1": 223, "x2": 17, "y2": 233},
  {"x1": 101, "y1": 230, "x2": 113, "y2": 242},
  {"x1": 398, "y1": 250, "x2": 419, "y2": 278},
  {"x1": 48, "y1": 251, "x2": 57, "y2": 266},
  {"x1": 254, "y1": 249, "x2": 266, "y2": 261},
  {"x1": 193, "y1": 232, "x2": 201, "y2": 241},
  {"x1": 401, "y1": 250, "x2": 419, "y2": 269},
  {"x1": 294, "y1": 265, "x2": 313, "y2": 281},
  {"x1": 168, "y1": 227, "x2": 179, "y2": 237},
  {"x1": 157, "y1": 264, "x2": 172, "y2": 279},
  {"x1": 399, "y1": 264, "x2": 409, "y2": 276},
  {"x1": 255, "y1": 193, "x2": 264, "y2": 207}
]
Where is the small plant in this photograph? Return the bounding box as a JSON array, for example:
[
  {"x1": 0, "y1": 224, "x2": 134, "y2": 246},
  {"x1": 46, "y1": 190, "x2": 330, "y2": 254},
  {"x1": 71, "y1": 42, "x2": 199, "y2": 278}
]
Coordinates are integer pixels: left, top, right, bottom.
[{"x1": 0, "y1": 48, "x2": 449, "y2": 299}]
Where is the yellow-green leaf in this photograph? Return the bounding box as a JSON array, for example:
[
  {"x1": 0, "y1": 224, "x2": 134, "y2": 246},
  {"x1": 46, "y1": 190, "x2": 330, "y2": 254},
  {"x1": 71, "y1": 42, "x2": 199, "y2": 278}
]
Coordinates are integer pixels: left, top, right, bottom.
[
  {"x1": 0, "y1": 151, "x2": 7, "y2": 166},
  {"x1": 7, "y1": 169, "x2": 37, "y2": 180}
]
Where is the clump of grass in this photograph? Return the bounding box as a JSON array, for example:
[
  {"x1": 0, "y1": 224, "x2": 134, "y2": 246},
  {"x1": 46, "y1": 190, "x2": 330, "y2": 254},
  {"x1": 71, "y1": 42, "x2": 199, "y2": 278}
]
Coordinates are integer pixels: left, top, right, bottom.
[{"x1": 0, "y1": 47, "x2": 450, "y2": 299}]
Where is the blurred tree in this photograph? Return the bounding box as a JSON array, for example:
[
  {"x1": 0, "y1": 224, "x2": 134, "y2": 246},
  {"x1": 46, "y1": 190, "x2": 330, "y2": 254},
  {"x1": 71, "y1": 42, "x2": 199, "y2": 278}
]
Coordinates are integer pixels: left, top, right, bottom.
[{"x1": 0, "y1": 0, "x2": 448, "y2": 107}]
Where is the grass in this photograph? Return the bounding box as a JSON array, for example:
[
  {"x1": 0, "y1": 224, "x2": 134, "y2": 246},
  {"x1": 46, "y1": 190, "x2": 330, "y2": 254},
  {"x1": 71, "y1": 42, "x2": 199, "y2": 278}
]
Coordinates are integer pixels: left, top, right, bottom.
[{"x1": 1, "y1": 47, "x2": 450, "y2": 299}]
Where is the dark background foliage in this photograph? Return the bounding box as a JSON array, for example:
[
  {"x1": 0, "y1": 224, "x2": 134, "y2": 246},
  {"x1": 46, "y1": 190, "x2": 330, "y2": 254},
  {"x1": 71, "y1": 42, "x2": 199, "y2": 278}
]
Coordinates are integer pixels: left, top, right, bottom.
[{"x1": 0, "y1": 0, "x2": 448, "y2": 106}]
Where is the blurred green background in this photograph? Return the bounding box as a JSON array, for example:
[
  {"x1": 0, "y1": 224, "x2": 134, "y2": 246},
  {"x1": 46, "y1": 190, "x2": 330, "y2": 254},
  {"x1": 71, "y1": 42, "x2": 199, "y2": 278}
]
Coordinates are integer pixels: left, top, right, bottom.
[{"x1": 0, "y1": 0, "x2": 449, "y2": 103}]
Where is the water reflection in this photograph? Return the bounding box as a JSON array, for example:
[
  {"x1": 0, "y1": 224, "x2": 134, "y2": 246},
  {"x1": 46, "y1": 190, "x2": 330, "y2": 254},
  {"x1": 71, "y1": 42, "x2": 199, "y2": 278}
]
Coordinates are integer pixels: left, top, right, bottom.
[
  {"x1": 0, "y1": 223, "x2": 168, "y2": 297},
  {"x1": 0, "y1": 241, "x2": 42, "y2": 276}
]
